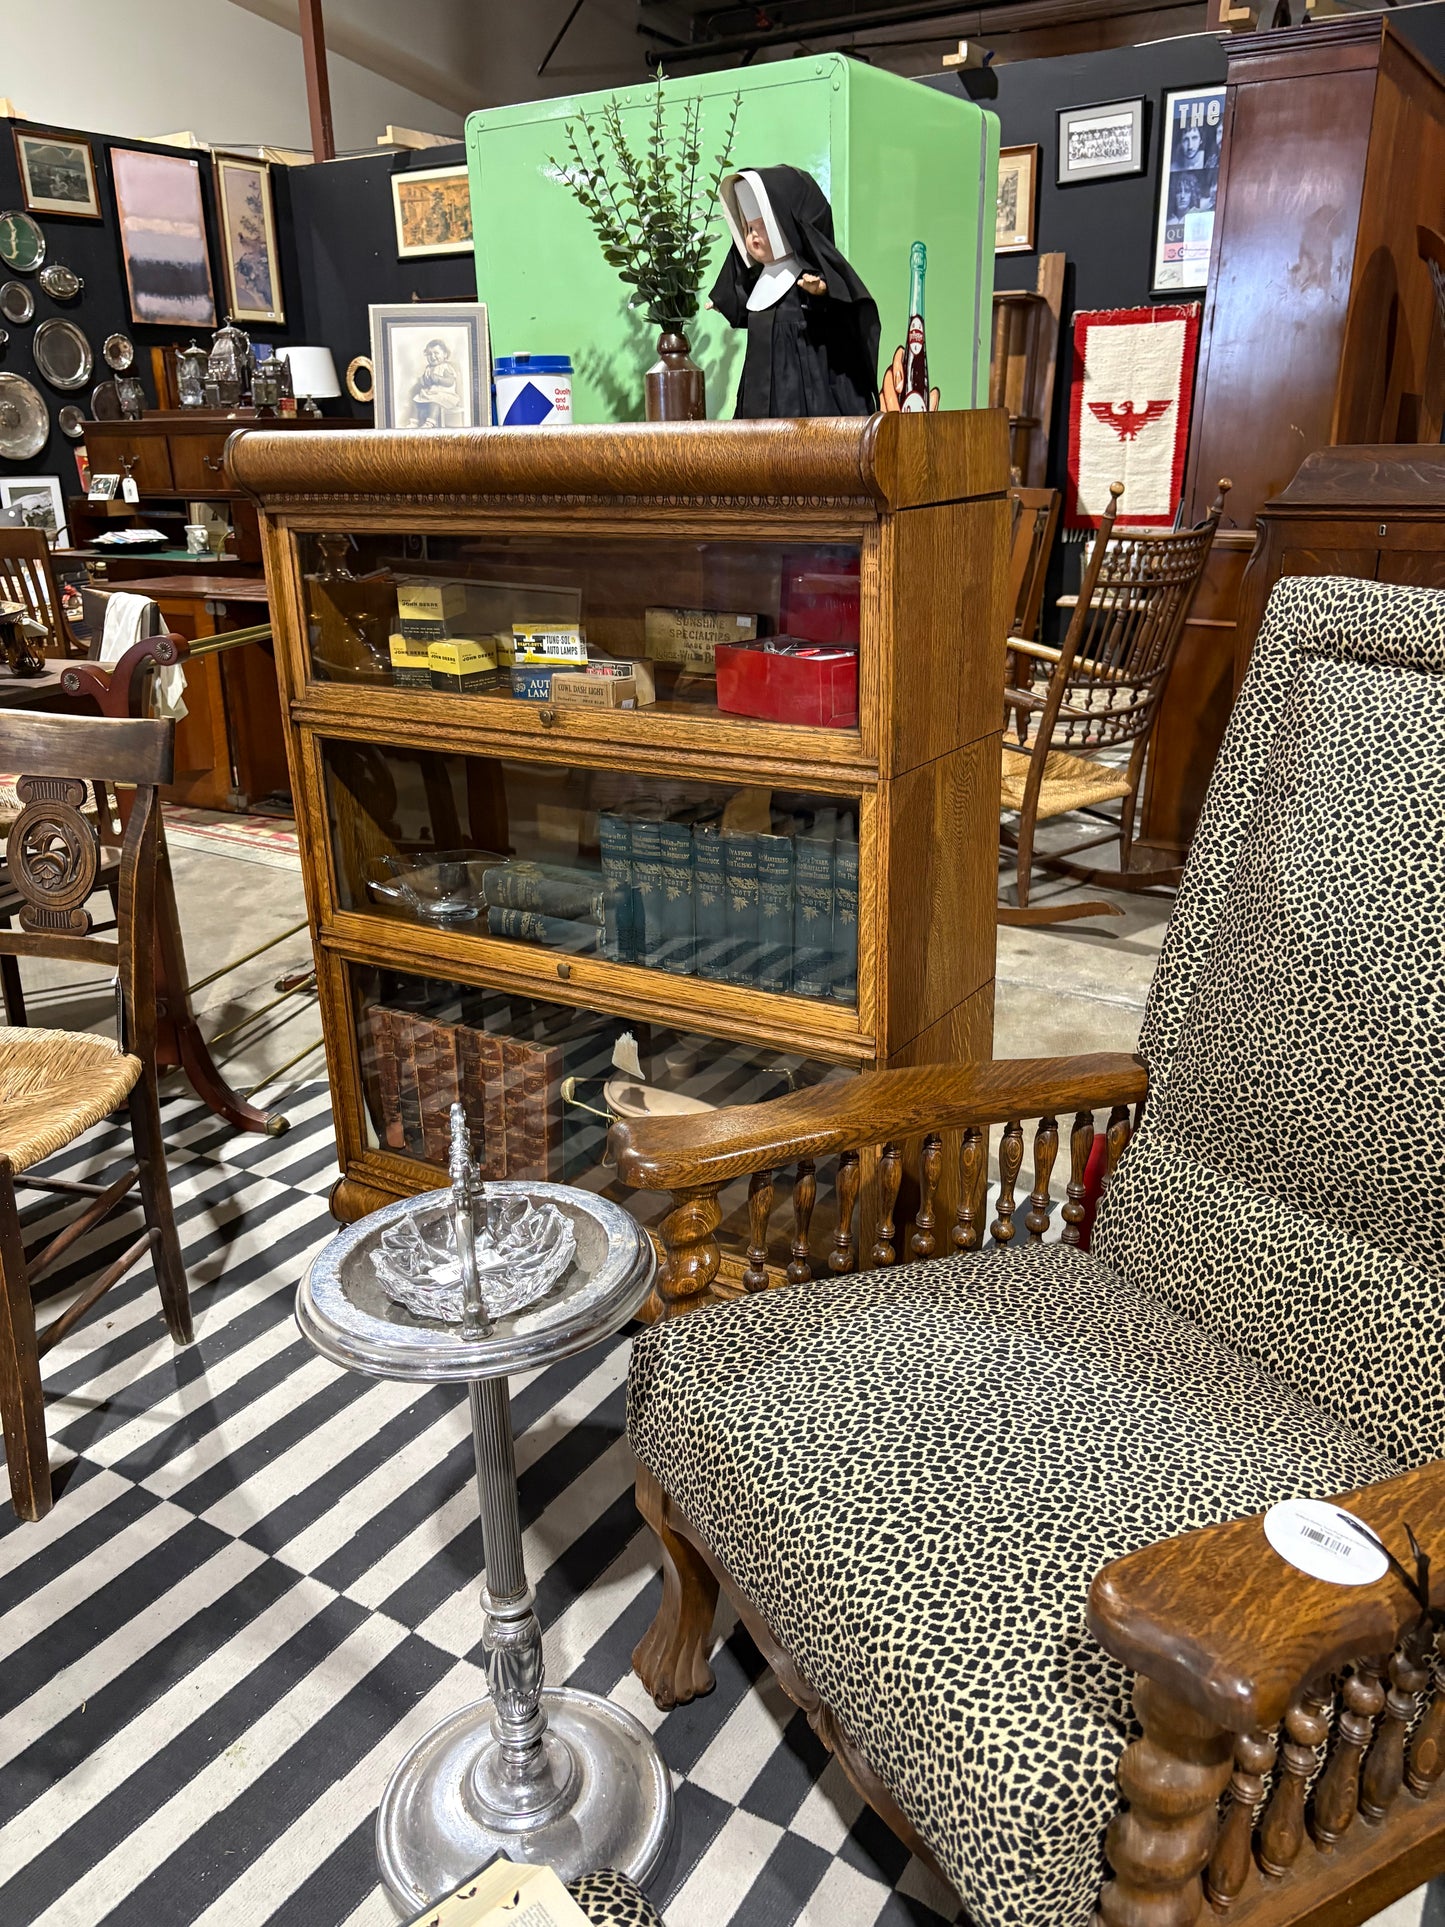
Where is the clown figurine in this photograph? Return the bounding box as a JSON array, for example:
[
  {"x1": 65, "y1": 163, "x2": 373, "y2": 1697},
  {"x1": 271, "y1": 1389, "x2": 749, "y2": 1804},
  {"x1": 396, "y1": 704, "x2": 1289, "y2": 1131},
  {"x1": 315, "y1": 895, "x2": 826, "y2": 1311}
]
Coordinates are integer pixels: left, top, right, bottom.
[{"x1": 709, "y1": 166, "x2": 880, "y2": 419}]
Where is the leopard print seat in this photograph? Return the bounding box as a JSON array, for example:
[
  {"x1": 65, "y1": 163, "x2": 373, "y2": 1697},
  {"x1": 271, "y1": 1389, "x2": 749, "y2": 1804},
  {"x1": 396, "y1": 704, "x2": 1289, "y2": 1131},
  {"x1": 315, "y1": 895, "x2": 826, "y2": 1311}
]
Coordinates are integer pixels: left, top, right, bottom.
[
  {"x1": 628, "y1": 1244, "x2": 1397, "y2": 1926},
  {"x1": 627, "y1": 575, "x2": 1445, "y2": 1927},
  {"x1": 567, "y1": 1868, "x2": 665, "y2": 1925}
]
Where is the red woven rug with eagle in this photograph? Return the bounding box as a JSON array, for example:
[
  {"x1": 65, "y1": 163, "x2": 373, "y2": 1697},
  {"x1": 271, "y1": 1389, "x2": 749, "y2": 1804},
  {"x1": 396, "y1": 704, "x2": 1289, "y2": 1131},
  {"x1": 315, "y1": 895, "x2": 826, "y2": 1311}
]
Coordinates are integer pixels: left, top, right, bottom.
[{"x1": 1064, "y1": 303, "x2": 1201, "y2": 532}]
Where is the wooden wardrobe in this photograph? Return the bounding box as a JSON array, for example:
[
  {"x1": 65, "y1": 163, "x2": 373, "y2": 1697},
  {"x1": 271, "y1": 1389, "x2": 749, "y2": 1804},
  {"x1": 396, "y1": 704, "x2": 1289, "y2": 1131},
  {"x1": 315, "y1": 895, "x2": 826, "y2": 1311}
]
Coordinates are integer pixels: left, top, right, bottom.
[{"x1": 1144, "y1": 16, "x2": 1445, "y2": 860}]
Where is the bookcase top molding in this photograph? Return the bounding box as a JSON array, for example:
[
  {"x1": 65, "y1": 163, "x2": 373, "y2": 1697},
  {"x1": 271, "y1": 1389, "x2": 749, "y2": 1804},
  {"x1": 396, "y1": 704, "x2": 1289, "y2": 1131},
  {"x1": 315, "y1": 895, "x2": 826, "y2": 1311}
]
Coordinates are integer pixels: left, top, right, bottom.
[{"x1": 226, "y1": 411, "x2": 1009, "y2": 516}]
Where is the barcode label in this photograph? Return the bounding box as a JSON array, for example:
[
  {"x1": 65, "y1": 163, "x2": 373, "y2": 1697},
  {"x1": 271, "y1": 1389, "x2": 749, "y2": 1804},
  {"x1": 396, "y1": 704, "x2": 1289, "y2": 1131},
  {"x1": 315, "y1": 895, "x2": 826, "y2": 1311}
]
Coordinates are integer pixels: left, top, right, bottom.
[{"x1": 1299, "y1": 1525, "x2": 1354, "y2": 1559}]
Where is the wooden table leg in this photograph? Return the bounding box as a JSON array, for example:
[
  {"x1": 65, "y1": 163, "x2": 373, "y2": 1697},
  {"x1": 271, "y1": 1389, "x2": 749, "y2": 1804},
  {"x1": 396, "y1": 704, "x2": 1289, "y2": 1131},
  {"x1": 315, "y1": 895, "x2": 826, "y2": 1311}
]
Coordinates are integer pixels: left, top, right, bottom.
[{"x1": 62, "y1": 636, "x2": 290, "y2": 1137}]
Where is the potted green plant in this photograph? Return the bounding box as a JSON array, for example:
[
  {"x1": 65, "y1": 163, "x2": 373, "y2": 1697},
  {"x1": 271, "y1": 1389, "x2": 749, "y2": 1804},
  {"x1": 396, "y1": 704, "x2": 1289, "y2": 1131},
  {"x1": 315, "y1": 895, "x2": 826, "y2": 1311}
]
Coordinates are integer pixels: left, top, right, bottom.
[{"x1": 552, "y1": 73, "x2": 742, "y2": 421}]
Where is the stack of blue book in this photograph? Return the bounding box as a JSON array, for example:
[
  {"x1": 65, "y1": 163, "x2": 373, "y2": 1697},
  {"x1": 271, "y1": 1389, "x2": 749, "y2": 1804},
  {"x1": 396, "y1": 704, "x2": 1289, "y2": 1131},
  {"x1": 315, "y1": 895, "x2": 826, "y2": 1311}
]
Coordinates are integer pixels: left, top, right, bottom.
[
  {"x1": 597, "y1": 802, "x2": 858, "y2": 1003},
  {"x1": 482, "y1": 861, "x2": 606, "y2": 955}
]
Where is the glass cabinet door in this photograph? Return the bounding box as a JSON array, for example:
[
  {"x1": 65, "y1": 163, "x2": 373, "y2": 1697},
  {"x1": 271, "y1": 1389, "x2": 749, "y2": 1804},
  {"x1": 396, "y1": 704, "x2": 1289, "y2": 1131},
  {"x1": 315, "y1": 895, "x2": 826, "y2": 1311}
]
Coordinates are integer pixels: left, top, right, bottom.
[
  {"x1": 299, "y1": 531, "x2": 862, "y2": 738},
  {"x1": 348, "y1": 962, "x2": 853, "y2": 1238},
  {"x1": 324, "y1": 741, "x2": 860, "y2": 1007}
]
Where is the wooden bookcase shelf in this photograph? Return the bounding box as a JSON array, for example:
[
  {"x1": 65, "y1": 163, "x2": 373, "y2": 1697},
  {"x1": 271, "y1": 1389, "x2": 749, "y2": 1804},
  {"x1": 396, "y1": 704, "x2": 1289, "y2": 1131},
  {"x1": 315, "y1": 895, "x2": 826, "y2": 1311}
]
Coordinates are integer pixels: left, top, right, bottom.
[{"x1": 231, "y1": 415, "x2": 1008, "y2": 1242}]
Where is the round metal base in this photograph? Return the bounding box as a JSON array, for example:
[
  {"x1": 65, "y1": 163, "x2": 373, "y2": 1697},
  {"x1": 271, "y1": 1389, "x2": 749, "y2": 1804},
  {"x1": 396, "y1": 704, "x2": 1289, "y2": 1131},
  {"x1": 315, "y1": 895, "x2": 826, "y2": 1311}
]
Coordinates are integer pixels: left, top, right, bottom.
[{"x1": 376, "y1": 1686, "x2": 673, "y2": 1911}]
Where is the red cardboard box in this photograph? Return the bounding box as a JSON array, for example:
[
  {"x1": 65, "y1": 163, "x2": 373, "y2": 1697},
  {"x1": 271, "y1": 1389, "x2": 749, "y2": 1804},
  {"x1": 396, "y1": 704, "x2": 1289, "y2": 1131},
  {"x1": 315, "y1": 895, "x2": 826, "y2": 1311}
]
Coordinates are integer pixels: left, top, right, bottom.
[{"x1": 714, "y1": 641, "x2": 859, "y2": 729}]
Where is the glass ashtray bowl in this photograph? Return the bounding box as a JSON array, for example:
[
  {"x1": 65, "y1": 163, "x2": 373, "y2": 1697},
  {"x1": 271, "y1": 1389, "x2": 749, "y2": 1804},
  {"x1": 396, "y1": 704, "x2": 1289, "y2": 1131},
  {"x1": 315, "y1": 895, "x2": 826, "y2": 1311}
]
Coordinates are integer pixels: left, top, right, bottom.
[
  {"x1": 373, "y1": 1193, "x2": 577, "y2": 1323},
  {"x1": 364, "y1": 850, "x2": 500, "y2": 924}
]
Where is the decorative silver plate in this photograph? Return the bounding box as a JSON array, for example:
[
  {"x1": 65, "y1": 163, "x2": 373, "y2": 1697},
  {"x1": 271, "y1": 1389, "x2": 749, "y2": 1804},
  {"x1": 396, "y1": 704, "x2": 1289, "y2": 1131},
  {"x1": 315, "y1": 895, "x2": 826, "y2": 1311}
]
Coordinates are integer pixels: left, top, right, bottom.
[
  {"x1": 0, "y1": 211, "x2": 44, "y2": 273},
  {"x1": 298, "y1": 1182, "x2": 656, "y2": 1382},
  {"x1": 0, "y1": 373, "x2": 48, "y2": 459},
  {"x1": 38, "y1": 263, "x2": 81, "y2": 301},
  {"x1": 102, "y1": 332, "x2": 134, "y2": 371},
  {"x1": 0, "y1": 281, "x2": 33, "y2": 325},
  {"x1": 58, "y1": 403, "x2": 85, "y2": 438},
  {"x1": 34, "y1": 317, "x2": 92, "y2": 390},
  {"x1": 89, "y1": 378, "x2": 120, "y2": 420}
]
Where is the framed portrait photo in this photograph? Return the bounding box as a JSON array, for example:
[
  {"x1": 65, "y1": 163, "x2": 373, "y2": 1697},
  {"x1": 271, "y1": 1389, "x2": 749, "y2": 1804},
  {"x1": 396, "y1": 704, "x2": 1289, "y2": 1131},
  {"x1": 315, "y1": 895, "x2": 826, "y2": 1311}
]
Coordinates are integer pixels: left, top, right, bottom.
[
  {"x1": 996, "y1": 144, "x2": 1039, "y2": 254},
  {"x1": 391, "y1": 164, "x2": 474, "y2": 259},
  {"x1": 370, "y1": 303, "x2": 493, "y2": 431},
  {"x1": 1152, "y1": 86, "x2": 1226, "y2": 293},
  {"x1": 110, "y1": 147, "x2": 216, "y2": 327},
  {"x1": 1057, "y1": 99, "x2": 1147, "y2": 186},
  {"x1": 0, "y1": 474, "x2": 66, "y2": 546},
  {"x1": 214, "y1": 154, "x2": 284, "y2": 325},
  {"x1": 13, "y1": 129, "x2": 101, "y2": 220}
]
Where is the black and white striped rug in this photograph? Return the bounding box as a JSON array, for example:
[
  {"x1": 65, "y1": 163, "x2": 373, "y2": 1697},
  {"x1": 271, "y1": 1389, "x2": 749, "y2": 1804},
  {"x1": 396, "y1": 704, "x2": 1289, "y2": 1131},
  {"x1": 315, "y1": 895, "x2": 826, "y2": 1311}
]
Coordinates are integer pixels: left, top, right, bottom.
[{"x1": 0, "y1": 1083, "x2": 963, "y2": 1927}]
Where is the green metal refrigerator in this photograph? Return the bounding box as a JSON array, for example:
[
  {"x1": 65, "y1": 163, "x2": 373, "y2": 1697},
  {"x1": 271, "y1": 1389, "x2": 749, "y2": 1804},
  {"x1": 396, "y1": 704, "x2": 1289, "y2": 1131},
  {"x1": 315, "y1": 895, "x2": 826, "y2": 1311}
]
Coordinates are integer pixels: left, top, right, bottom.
[{"x1": 466, "y1": 55, "x2": 998, "y2": 424}]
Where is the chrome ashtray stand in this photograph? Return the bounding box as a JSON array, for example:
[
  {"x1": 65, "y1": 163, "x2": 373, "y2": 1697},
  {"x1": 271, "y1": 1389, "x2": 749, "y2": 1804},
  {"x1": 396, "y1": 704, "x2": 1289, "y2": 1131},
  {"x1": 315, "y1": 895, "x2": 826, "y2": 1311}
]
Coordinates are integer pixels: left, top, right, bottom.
[{"x1": 296, "y1": 1108, "x2": 671, "y2": 1913}]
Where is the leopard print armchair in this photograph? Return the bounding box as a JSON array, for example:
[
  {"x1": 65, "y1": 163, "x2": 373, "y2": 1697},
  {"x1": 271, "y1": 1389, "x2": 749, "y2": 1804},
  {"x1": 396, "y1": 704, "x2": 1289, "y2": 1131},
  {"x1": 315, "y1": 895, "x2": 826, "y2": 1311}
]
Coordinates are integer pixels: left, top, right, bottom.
[{"x1": 612, "y1": 575, "x2": 1445, "y2": 1927}]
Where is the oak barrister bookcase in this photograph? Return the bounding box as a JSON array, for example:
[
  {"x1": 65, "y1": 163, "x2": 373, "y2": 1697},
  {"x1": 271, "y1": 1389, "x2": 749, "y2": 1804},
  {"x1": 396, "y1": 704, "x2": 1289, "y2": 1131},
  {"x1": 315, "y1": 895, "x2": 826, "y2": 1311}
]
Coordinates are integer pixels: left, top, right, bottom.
[{"x1": 229, "y1": 414, "x2": 1008, "y2": 1280}]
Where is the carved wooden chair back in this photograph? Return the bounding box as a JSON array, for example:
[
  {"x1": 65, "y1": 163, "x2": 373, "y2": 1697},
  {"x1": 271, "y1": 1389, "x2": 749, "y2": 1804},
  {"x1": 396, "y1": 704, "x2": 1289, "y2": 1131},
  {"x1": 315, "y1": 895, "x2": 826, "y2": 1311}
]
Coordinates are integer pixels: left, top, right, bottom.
[
  {"x1": 0, "y1": 713, "x2": 172, "y2": 1060},
  {"x1": 1005, "y1": 486, "x2": 1059, "y2": 643},
  {"x1": 0, "y1": 528, "x2": 76, "y2": 657}
]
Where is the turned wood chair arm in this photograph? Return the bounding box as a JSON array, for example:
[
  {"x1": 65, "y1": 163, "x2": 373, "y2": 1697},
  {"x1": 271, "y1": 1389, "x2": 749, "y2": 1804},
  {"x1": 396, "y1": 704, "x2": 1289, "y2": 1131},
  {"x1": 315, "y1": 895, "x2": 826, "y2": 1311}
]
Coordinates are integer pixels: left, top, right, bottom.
[
  {"x1": 611, "y1": 1052, "x2": 1148, "y2": 1190},
  {"x1": 1089, "y1": 1459, "x2": 1445, "y2": 1734}
]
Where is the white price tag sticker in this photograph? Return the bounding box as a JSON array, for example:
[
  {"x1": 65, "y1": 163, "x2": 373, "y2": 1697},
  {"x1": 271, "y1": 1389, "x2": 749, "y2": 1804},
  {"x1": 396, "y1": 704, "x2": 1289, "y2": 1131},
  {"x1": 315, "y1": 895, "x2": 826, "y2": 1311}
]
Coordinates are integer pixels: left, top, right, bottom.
[
  {"x1": 121, "y1": 475, "x2": 139, "y2": 504},
  {"x1": 1264, "y1": 1499, "x2": 1388, "y2": 1587}
]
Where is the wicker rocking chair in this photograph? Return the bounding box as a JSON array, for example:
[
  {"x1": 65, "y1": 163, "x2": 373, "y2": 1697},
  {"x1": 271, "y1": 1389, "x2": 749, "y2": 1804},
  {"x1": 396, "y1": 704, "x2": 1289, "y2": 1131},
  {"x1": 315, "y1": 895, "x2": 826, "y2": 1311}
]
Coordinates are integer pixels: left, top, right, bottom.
[
  {"x1": 616, "y1": 573, "x2": 1445, "y2": 1927},
  {"x1": 1000, "y1": 478, "x2": 1229, "y2": 925}
]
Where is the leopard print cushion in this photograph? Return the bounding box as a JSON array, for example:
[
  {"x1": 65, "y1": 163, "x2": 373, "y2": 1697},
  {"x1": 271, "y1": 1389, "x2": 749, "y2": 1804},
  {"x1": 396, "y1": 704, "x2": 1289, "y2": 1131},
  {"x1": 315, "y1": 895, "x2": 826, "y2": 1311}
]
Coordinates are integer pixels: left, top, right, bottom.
[
  {"x1": 1096, "y1": 575, "x2": 1445, "y2": 1465},
  {"x1": 627, "y1": 1243, "x2": 1398, "y2": 1927},
  {"x1": 566, "y1": 1869, "x2": 665, "y2": 1926}
]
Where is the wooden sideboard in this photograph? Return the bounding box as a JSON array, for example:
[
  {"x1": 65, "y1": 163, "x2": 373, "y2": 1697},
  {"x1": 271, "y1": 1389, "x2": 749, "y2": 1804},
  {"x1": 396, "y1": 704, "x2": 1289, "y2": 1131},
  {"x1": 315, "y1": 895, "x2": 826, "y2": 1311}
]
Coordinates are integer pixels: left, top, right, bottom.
[
  {"x1": 1235, "y1": 445, "x2": 1445, "y2": 681},
  {"x1": 1147, "y1": 17, "x2": 1445, "y2": 861},
  {"x1": 74, "y1": 410, "x2": 345, "y2": 810},
  {"x1": 229, "y1": 414, "x2": 1010, "y2": 1269}
]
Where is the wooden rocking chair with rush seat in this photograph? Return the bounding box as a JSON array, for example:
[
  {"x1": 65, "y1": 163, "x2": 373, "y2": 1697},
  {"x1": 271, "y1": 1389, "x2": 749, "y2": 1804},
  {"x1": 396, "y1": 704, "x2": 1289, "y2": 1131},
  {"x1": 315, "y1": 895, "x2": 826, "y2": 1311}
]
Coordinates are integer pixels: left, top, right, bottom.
[
  {"x1": 1000, "y1": 477, "x2": 1230, "y2": 925},
  {"x1": 0, "y1": 712, "x2": 192, "y2": 1520}
]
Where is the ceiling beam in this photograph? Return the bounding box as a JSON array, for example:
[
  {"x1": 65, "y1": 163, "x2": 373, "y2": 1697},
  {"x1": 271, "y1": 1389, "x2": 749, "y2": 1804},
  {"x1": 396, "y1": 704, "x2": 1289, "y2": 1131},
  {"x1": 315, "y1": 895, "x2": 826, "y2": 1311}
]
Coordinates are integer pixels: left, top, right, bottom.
[
  {"x1": 227, "y1": 0, "x2": 474, "y2": 122},
  {"x1": 299, "y1": 0, "x2": 336, "y2": 160},
  {"x1": 642, "y1": 0, "x2": 1198, "y2": 62}
]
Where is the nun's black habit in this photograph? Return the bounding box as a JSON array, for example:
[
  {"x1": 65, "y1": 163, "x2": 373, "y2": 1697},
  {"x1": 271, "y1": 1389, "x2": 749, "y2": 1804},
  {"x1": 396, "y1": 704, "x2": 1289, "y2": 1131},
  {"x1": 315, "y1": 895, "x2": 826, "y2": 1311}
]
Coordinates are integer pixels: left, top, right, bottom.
[{"x1": 709, "y1": 166, "x2": 880, "y2": 420}]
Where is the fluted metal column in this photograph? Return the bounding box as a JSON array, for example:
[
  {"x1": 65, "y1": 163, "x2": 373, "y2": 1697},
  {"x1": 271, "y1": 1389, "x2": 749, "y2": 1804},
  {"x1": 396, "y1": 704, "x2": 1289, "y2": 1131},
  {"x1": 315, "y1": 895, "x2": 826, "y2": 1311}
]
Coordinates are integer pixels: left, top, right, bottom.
[{"x1": 466, "y1": 1375, "x2": 577, "y2": 1823}]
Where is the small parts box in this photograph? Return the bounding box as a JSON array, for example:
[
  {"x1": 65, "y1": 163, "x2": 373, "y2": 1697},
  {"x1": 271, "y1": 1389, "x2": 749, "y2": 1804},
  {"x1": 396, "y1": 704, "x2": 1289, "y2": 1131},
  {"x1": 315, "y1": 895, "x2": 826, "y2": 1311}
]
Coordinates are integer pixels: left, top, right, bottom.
[{"x1": 714, "y1": 641, "x2": 859, "y2": 729}]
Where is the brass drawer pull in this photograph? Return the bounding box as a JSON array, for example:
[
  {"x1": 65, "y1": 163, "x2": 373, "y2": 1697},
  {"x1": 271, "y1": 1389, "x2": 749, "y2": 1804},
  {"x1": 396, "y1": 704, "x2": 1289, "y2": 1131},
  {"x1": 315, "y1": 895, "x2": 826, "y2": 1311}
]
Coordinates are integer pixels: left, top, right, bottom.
[{"x1": 538, "y1": 705, "x2": 558, "y2": 728}]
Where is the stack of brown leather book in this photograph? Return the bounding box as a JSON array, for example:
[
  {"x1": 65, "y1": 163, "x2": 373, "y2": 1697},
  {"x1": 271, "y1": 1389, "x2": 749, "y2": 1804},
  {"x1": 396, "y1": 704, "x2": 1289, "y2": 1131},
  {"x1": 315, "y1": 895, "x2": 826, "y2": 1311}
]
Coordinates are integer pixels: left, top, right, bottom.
[{"x1": 358, "y1": 1005, "x2": 562, "y2": 1180}]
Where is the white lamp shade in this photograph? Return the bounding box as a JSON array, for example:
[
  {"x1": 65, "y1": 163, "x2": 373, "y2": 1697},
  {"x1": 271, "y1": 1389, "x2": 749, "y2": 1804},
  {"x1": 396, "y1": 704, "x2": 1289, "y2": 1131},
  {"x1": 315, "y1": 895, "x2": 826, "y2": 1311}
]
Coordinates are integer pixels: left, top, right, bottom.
[{"x1": 276, "y1": 345, "x2": 341, "y2": 398}]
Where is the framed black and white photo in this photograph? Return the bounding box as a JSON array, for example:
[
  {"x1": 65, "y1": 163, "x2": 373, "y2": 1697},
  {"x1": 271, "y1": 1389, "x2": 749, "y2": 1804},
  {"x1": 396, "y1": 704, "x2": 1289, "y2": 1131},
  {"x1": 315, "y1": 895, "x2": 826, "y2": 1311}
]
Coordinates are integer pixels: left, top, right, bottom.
[
  {"x1": 1152, "y1": 86, "x2": 1226, "y2": 292},
  {"x1": 1057, "y1": 99, "x2": 1146, "y2": 186},
  {"x1": 13, "y1": 130, "x2": 101, "y2": 220},
  {"x1": 369, "y1": 303, "x2": 493, "y2": 431},
  {"x1": 0, "y1": 474, "x2": 66, "y2": 545}
]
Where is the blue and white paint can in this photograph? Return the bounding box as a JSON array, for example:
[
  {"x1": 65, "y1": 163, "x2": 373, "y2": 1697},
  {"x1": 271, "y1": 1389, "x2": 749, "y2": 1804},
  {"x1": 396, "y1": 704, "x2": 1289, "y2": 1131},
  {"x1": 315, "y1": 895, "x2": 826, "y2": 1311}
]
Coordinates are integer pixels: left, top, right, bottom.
[{"x1": 493, "y1": 354, "x2": 574, "y2": 427}]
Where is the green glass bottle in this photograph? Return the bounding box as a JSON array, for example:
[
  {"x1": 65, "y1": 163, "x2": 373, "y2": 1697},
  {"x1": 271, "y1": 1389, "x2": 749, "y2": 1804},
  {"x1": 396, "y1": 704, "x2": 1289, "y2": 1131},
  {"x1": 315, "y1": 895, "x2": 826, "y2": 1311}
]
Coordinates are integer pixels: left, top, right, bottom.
[{"x1": 900, "y1": 241, "x2": 930, "y2": 413}]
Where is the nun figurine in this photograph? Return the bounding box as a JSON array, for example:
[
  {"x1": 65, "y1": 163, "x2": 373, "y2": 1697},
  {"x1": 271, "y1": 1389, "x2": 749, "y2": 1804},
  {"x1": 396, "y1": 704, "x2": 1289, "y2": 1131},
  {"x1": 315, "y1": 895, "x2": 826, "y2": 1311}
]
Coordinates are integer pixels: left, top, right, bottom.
[{"x1": 710, "y1": 166, "x2": 880, "y2": 420}]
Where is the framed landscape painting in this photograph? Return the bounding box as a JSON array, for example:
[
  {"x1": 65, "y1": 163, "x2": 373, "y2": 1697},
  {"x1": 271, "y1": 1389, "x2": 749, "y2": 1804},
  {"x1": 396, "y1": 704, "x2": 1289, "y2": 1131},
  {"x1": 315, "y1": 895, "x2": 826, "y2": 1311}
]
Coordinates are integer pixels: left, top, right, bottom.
[
  {"x1": 391, "y1": 164, "x2": 474, "y2": 259},
  {"x1": 13, "y1": 129, "x2": 101, "y2": 220},
  {"x1": 110, "y1": 146, "x2": 216, "y2": 327},
  {"x1": 214, "y1": 154, "x2": 285, "y2": 325}
]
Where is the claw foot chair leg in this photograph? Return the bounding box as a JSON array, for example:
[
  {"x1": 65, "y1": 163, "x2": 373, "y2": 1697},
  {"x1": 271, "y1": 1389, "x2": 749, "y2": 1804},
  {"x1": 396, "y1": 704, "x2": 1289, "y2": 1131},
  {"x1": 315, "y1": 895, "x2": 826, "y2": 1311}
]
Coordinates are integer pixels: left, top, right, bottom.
[{"x1": 633, "y1": 1464, "x2": 720, "y2": 1709}]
